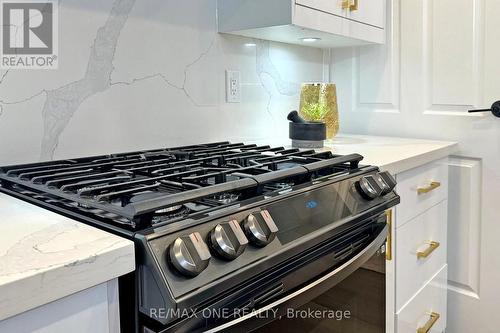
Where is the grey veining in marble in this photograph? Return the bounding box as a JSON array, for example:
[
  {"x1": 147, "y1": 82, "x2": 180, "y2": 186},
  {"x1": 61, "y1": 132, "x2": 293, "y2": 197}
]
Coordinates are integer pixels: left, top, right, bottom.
[
  {"x1": 40, "y1": 0, "x2": 136, "y2": 160},
  {"x1": 256, "y1": 40, "x2": 301, "y2": 121},
  {"x1": 109, "y1": 35, "x2": 218, "y2": 108},
  {"x1": 0, "y1": 0, "x2": 325, "y2": 165}
]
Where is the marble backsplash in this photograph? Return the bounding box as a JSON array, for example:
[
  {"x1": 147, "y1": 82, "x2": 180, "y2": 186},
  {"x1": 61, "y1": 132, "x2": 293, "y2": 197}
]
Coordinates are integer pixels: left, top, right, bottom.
[{"x1": 0, "y1": 0, "x2": 326, "y2": 164}]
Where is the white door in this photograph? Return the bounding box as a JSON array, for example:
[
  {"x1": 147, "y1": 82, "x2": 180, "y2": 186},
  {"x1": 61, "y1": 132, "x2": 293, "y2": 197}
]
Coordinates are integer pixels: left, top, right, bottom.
[{"x1": 331, "y1": 0, "x2": 500, "y2": 332}]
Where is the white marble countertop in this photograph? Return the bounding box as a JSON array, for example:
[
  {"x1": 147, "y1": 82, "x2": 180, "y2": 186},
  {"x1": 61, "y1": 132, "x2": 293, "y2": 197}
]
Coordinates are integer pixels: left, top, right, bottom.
[
  {"x1": 322, "y1": 134, "x2": 458, "y2": 174},
  {"x1": 0, "y1": 193, "x2": 135, "y2": 321},
  {"x1": 257, "y1": 133, "x2": 458, "y2": 174}
]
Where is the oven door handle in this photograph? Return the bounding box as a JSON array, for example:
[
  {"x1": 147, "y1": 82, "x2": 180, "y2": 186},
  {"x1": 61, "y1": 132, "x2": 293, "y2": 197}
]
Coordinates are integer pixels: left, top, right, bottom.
[{"x1": 205, "y1": 223, "x2": 388, "y2": 333}]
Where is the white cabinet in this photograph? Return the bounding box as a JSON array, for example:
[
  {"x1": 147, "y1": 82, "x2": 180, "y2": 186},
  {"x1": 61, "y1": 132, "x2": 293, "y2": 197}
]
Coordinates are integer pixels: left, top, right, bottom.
[
  {"x1": 217, "y1": 0, "x2": 386, "y2": 48},
  {"x1": 332, "y1": 0, "x2": 500, "y2": 329},
  {"x1": 386, "y1": 158, "x2": 449, "y2": 332},
  {"x1": 0, "y1": 280, "x2": 120, "y2": 333}
]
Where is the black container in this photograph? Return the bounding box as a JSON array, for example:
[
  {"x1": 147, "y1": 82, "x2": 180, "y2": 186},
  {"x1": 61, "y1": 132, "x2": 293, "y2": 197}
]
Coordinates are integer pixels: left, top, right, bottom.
[{"x1": 289, "y1": 122, "x2": 326, "y2": 148}]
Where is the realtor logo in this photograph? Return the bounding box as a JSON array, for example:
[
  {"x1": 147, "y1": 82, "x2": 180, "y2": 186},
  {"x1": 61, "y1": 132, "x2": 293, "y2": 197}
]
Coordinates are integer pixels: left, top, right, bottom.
[{"x1": 0, "y1": 0, "x2": 58, "y2": 69}]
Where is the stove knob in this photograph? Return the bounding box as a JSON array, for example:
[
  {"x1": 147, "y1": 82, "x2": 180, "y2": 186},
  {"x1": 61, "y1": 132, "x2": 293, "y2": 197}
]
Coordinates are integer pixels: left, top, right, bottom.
[
  {"x1": 169, "y1": 232, "x2": 211, "y2": 277},
  {"x1": 355, "y1": 175, "x2": 383, "y2": 200},
  {"x1": 242, "y1": 210, "x2": 278, "y2": 247},
  {"x1": 209, "y1": 220, "x2": 248, "y2": 260},
  {"x1": 376, "y1": 171, "x2": 397, "y2": 195}
]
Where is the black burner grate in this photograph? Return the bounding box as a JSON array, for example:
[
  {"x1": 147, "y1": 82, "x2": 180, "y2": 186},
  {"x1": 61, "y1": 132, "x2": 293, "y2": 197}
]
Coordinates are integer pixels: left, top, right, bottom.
[{"x1": 0, "y1": 142, "x2": 363, "y2": 229}]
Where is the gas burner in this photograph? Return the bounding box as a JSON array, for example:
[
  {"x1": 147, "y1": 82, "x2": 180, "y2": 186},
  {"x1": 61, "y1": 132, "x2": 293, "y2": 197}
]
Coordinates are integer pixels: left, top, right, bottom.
[
  {"x1": 155, "y1": 205, "x2": 184, "y2": 215},
  {"x1": 274, "y1": 182, "x2": 294, "y2": 190},
  {"x1": 264, "y1": 182, "x2": 294, "y2": 193},
  {"x1": 152, "y1": 205, "x2": 190, "y2": 223},
  {"x1": 211, "y1": 193, "x2": 240, "y2": 205}
]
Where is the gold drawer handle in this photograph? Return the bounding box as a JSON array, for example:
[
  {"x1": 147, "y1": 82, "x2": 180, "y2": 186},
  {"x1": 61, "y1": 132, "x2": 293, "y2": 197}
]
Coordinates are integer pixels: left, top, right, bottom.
[
  {"x1": 417, "y1": 181, "x2": 441, "y2": 195},
  {"x1": 417, "y1": 312, "x2": 440, "y2": 333},
  {"x1": 342, "y1": 0, "x2": 358, "y2": 10},
  {"x1": 417, "y1": 241, "x2": 440, "y2": 259}
]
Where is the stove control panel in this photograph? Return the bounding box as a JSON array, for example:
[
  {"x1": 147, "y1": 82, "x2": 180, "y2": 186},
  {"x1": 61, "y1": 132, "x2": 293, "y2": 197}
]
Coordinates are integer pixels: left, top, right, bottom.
[
  {"x1": 242, "y1": 210, "x2": 278, "y2": 247},
  {"x1": 149, "y1": 170, "x2": 398, "y2": 297},
  {"x1": 168, "y1": 212, "x2": 278, "y2": 276}
]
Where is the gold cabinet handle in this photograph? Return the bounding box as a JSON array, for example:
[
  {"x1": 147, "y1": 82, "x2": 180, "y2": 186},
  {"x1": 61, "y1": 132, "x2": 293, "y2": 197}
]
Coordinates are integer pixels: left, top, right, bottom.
[
  {"x1": 416, "y1": 241, "x2": 440, "y2": 259},
  {"x1": 417, "y1": 181, "x2": 441, "y2": 195},
  {"x1": 341, "y1": 0, "x2": 358, "y2": 10},
  {"x1": 417, "y1": 312, "x2": 440, "y2": 333},
  {"x1": 385, "y1": 210, "x2": 393, "y2": 261}
]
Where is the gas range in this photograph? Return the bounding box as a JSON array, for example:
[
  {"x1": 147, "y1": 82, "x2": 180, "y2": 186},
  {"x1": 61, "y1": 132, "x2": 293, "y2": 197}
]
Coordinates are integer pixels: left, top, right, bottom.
[{"x1": 0, "y1": 141, "x2": 400, "y2": 332}]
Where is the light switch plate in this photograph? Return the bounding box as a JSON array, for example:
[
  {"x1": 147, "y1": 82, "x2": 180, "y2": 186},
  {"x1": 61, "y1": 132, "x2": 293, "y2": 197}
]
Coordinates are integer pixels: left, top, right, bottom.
[{"x1": 225, "y1": 70, "x2": 241, "y2": 103}]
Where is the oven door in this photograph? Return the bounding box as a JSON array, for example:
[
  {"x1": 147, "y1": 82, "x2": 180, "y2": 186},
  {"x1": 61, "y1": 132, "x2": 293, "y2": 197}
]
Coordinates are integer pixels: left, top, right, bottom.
[{"x1": 206, "y1": 223, "x2": 387, "y2": 333}]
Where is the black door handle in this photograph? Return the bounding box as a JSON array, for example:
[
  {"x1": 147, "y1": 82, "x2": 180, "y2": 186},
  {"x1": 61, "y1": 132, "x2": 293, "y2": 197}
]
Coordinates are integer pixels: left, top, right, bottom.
[{"x1": 468, "y1": 100, "x2": 500, "y2": 117}]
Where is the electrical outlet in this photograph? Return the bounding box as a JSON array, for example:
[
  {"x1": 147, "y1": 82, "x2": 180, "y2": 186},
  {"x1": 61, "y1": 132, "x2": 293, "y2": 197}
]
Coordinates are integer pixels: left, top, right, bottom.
[{"x1": 225, "y1": 70, "x2": 241, "y2": 103}]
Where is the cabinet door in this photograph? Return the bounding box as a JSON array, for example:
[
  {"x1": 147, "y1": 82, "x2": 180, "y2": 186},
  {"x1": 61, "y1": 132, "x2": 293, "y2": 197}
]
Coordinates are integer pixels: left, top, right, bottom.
[
  {"x1": 295, "y1": 0, "x2": 347, "y2": 17},
  {"x1": 347, "y1": 0, "x2": 385, "y2": 28}
]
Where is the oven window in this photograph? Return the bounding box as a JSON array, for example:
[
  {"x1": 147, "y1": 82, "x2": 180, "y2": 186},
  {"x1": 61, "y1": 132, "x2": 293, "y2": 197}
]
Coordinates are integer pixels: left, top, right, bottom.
[{"x1": 254, "y1": 252, "x2": 385, "y2": 333}]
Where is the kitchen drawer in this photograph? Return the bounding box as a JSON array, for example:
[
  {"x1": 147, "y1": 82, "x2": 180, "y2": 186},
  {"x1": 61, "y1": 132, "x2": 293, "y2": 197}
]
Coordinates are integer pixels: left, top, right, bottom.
[
  {"x1": 396, "y1": 265, "x2": 447, "y2": 333},
  {"x1": 395, "y1": 159, "x2": 448, "y2": 227},
  {"x1": 395, "y1": 201, "x2": 447, "y2": 311},
  {"x1": 295, "y1": 0, "x2": 346, "y2": 17}
]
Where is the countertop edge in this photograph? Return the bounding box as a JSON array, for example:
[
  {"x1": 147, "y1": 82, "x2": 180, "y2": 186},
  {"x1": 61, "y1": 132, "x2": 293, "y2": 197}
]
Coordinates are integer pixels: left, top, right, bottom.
[
  {"x1": 252, "y1": 135, "x2": 459, "y2": 175},
  {"x1": 379, "y1": 142, "x2": 459, "y2": 174},
  {"x1": 0, "y1": 237, "x2": 135, "y2": 321}
]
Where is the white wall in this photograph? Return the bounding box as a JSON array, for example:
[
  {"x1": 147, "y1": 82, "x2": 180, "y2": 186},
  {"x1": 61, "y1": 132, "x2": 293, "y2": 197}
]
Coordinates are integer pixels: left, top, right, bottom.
[{"x1": 0, "y1": 0, "x2": 326, "y2": 165}]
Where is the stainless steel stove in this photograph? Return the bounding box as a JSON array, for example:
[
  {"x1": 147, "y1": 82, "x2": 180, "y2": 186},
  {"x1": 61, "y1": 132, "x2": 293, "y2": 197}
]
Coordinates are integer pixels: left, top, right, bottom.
[{"x1": 0, "y1": 141, "x2": 400, "y2": 332}]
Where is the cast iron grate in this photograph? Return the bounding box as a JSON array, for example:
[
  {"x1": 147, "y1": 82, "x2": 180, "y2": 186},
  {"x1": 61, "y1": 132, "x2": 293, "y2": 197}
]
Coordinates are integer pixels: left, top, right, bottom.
[{"x1": 0, "y1": 142, "x2": 363, "y2": 229}]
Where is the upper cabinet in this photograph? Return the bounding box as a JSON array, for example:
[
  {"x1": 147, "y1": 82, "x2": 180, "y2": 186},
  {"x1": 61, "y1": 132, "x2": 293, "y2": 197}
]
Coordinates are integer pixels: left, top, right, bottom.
[{"x1": 217, "y1": 0, "x2": 386, "y2": 48}]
